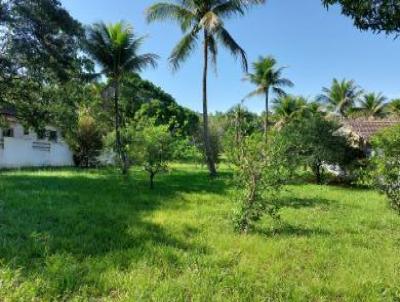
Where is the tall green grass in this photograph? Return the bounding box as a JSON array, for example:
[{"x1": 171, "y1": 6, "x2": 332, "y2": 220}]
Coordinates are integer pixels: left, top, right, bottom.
[{"x1": 0, "y1": 164, "x2": 398, "y2": 301}]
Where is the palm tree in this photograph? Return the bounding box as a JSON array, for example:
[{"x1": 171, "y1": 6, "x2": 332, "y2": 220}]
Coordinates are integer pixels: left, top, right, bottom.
[
  {"x1": 355, "y1": 92, "x2": 387, "y2": 119},
  {"x1": 304, "y1": 101, "x2": 326, "y2": 118},
  {"x1": 318, "y1": 78, "x2": 363, "y2": 117},
  {"x1": 272, "y1": 95, "x2": 306, "y2": 126},
  {"x1": 244, "y1": 56, "x2": 293, "y2": 136},
  {"x1": 85, "y1": 22, "x2": 158, "y2": 174},
  {"x1": 146, "y1": 0, "x2": 263, "y2": 176},
  {"x1": 389, "y1": 98, "x2": 400, "y2": 117}
]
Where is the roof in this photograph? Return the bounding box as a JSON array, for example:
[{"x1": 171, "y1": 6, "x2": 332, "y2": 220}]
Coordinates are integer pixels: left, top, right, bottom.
[{"x1": 343, "y1": 119, "x2": 400, "y2": 140}]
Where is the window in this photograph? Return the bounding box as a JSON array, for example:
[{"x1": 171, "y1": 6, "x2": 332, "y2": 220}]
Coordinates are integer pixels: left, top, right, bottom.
[
  {"x1": 2, "y1": 128, "x2": 14, "y2": 137},
  {"x1": 49, "y1": 131, "x2": 58, "y2": 142},
  {"x1": 23, "y1": 127, "x2": 30, "y2": 135}
]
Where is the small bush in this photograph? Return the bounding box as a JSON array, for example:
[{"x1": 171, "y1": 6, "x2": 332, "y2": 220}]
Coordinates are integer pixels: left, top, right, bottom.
[
  {"x1": 171, "y1": 138, "x2": 203, "y2": 164},
  {"x1": 66, "y1": 109, "x2": 103, "y2": 168},
  {"x1": 226, "y1": 112, "x2": 293, "y2": 233},
  {"x1": 371, "y1": 124, "x2": 400, "y2": 213},
  {"x1": 127, "y1": 120, "x2": 174, "y2": 189}
]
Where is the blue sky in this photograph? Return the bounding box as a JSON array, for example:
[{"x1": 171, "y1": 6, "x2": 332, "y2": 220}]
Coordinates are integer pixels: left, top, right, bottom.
[{"x1": 61, "y1": 0, "x2": 400, "y2": 113}]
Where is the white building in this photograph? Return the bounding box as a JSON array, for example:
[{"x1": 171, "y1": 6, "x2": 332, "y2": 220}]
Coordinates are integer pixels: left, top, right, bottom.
[{"x1": 0, "y1": 110, "x2": 73, "y2": 168}]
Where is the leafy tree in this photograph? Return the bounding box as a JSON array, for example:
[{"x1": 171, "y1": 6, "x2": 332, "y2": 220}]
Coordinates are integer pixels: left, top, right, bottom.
[
  {"x1": 127, "y1": 121, "x2": 174, "y2": 189},
  {"x1": 1, "y1": 0, "x2": 87, "y2": 82},
  {"x1": 134, "y1": 99, "x2": 199, "y2": 137},
  {"x1": 318, "y1": 78, "x2": 363, "y2": 118},
  {"x1": 85, "y1": 22, "x2": 158, "y2": 174},
  {"x1": 303, "y1": 101, "x2": 327, "y2": 118},
  {"x1": 66, "y1": 108, "x2": 104, "y2": 168},
  {"x1": 371, "y1": 124, "x2": 400, "y2": 213},
  {"x1": 120, "y1": 73, "x2": 199, "y2": 134},
  {"x1": 224, "y1": 104, "x2": 262, "y2": 141},
  {"x1": 353, "y1": 92, "x2": 388, "y2": 119},
  {"x1": 323, "y1": 0, "x2": 400, "y2": 35},
  {"x1": 389, "y1": 98, "x2": 400, "y2": 117},
  {"x1": 272, "y1": 95, "x2": 307, "y2": 126},
  {"x1": 92, "y1": 73, "x2": 199, "y2": 138},
  {"x1": 0, "y1": 0, "x2": 91, "y2": 129},
  {"x1": 244, "y1": 56, "x2": 293, "y2": 136},
  {"x1": 146, "y1": 0, "x2": 263, "y2": 176},
  {"x1": 281, "y1": 115, "x2": 357, "y2": 184},
  {"x1": 227, "y1": 124, "x2": 293, "y2": 233}
]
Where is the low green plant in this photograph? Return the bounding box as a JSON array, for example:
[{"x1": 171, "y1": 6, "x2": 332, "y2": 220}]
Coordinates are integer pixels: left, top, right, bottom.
[{"x1": 371, "y1": 124, "x2": 400, "y2": 213}]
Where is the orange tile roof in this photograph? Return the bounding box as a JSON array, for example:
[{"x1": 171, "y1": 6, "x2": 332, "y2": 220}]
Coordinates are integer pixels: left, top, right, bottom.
[{"x1": 343, "y1": 119, "x2": 400, "y2": 140}]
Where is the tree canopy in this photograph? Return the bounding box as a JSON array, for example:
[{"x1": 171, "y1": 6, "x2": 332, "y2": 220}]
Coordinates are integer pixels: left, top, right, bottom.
[
  {"x1": 0, "y1": 0, "x2": 91, "y2": 130},
  {"x1": 323, "y1": 0, "x2": 400, "y2": 35}
]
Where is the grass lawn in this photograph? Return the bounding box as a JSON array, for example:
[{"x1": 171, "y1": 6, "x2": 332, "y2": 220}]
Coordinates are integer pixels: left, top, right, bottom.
[{"x1": 0, "y1": 163, "x2": 399, "y2": 301}]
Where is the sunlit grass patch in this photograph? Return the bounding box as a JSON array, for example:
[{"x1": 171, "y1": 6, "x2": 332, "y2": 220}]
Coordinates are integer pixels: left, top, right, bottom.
[{"x1": 0, "y1": 164, "x2": 399, "y2": 301}]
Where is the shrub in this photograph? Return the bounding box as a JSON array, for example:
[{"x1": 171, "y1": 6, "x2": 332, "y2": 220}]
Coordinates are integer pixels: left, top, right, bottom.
[
  {"x1": 226, "y1": 108, "x2": 294, "y2": 233},
  {"x1": 371, "y1": 124, "x2": 400, "y2": 213},
  {"x1": 171, "y1": 137, "x2": 203, "y2": 164},
  {"x1": 127, "y1": 121, "x2": 174, "y2": 189},
  {"x1": 66, "y1": 109, "x2": 103, "y2": 168},
  {"x1": 280, "y1": 115, "x2": 358, "y2": 184}
]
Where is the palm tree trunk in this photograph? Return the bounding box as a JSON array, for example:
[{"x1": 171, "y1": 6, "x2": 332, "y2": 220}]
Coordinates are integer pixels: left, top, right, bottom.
[
  {"x1": 202, "y1": 30, "x2": 217, "y2": 177},
  {"x1": 114, "y1": 80, "x2": 128, "y2": 175},
  {"x1": 264, "y1": 88, "x2": 269, "y2": 139}
]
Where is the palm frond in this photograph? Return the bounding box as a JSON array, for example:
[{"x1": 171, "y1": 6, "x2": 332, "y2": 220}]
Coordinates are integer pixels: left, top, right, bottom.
[
  {"x1": 275, "y1": 78, "x2": 294, "y2": 88},
  {"x1": 212, "y1": 0, "x2": 245, "y2": 18},
  {"x1": 208, "y1": 35, "x2": 218, "y2": 68},
  {"x1": 169, "y1": 27, "x2": 200, "y2": 70},
  {"x1": 124, "y1": 53, "x2": 159, "y2": 72},
  {"x1": 272, "y1": 87, "x2": 287, "y2": 97},
  {"x1": 244, "y1": 56, "x2": 293, "y2": 100},
  {"x1": 85, "y1": 21, "x2": 158, "y2": 78},
  {"x1": 243, "y1": 87, "x2": 265, "y2": 99},
  {"x1": 215, "y1": 26, "x2": 247, "y2": 71},
  {"x1": 146, "y1": 2, "x2": 195, "y2": 31}
]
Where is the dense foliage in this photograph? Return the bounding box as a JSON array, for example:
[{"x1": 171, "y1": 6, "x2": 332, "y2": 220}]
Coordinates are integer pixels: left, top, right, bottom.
[
  {"x1": 0, "y1": 0, "x2": 90, "y2": 129},
  {"x1": 371, "y1": 124, "x2": 400, "y2": 213},
  {"x1": 225, "y1": 106, "x2": 294, "y2": 233},
  {"x1": 280, "y1": 114, "x2": 358, "y2": 184},
  {"x1": 66, "y1": 108, "x2": 104, "y2": 168},
  {"x1": 323, "y1": 0, "x2": 400, "y2": 35}
]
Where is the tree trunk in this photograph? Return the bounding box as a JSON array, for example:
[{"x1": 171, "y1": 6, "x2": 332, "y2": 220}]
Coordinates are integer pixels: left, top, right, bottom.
[
  {"x1": 149, "y1": 172, "x2": 155, "y2": 189},
  {"x1": 314, "y1": 160, "x2": 322, "y2": 185},
  {"x1": 264, "y1": 88, "x2": 269, "y2": 139},
  {"x1": 202, "y1": 30, "x2": 217, "y2": 177},
  {"x1": 114, "y1": 80, "x2": 128, "y2": 175}
]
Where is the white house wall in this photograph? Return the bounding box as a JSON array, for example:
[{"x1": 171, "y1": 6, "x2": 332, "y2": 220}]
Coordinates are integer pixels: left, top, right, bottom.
[
  {"x1": 0, "y1": 122, "x2": 73, "y2": 168},
  {"x1": 0, "y1": 137, "x2": 73, "y2": 168}
]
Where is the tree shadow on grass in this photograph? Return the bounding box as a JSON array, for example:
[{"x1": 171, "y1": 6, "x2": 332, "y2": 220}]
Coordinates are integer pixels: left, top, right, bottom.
[
  {"x1": 274, "y1": 196, "x2": 334, "y2": 209},
  {"x1": 255, "y1": 222, "x2": 331, "y2": 238},
  {"x1": 0, "y1": 168, "x2": 223, "y2": 299}
]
